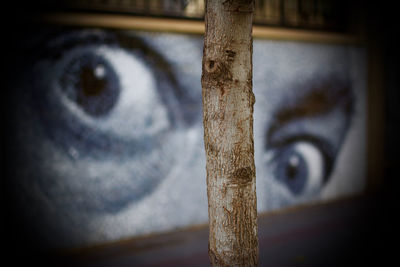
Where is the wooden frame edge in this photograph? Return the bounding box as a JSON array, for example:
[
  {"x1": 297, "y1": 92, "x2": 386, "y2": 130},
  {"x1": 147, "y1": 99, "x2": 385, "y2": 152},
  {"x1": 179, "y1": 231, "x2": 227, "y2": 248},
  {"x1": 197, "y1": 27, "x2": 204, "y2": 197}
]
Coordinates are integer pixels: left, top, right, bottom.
[{"x1": 40, "y1": 13, "x2": 360, "y2": 45}]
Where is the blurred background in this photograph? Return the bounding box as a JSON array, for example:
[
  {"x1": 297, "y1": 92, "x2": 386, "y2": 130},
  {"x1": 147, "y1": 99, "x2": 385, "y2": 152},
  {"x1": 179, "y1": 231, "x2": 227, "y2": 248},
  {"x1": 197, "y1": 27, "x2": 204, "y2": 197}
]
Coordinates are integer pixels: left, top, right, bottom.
[{"x1": 2, "y1": 0, "x2": 399, "y2": 266}]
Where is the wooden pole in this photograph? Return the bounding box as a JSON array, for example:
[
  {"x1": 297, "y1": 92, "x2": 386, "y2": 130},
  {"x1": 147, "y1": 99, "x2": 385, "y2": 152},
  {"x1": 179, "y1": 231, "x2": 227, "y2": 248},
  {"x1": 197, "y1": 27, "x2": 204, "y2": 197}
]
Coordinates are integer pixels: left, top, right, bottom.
[{"x1": 201, "y1": 0, "x2": 259, "y2": 266}]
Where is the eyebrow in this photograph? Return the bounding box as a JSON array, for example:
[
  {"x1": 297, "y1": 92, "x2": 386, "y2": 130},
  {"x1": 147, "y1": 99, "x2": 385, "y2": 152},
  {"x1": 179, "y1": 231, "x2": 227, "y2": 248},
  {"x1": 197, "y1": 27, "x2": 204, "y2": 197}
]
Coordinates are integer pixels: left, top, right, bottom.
[{"x1": 267, "y1": 76, "x2": 354, "y2": 141}]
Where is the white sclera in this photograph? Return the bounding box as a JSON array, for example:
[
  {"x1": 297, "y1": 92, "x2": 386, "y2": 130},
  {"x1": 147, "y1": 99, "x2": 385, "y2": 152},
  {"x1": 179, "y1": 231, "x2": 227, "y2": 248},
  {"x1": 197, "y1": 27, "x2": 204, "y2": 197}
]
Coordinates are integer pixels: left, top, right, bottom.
[{"x1": 295, "y1": 142, "x2": 324, "y2": 194}]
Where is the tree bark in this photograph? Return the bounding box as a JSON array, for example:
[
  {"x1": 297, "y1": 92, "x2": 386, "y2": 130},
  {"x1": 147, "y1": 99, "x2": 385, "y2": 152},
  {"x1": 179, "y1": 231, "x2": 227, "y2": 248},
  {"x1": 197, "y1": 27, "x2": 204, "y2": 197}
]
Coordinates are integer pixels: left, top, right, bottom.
[{"x1": 201, "y1": 0, "x2": 258, "y2": 266}]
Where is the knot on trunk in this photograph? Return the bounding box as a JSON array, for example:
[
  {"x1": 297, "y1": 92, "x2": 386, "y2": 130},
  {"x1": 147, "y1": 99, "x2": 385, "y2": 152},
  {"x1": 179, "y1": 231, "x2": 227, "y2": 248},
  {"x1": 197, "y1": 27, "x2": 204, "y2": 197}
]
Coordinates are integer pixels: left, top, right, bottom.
[
  {"x1": 223, "y1": 0, "x2": 254, "y2": 12},
  {"x1": 230, "y1": 166, "x2": 254, "y2": 186},
  {"x1": 204, "y1": 59, "x2": 233, "y2": 81},
  {"x1": 205, "y1": 59, "x2": 218, "y2": 73}
]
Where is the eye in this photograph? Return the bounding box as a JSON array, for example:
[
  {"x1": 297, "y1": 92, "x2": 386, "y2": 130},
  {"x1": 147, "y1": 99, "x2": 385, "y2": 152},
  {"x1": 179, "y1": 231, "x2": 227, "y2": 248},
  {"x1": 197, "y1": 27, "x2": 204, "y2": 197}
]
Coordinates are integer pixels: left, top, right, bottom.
[
  {"x1": 54, "y1": 44, "x2": 170, "y2": 140},
  {"x1": 270, "y1": 141, "x2": 325, "y2": 196}
]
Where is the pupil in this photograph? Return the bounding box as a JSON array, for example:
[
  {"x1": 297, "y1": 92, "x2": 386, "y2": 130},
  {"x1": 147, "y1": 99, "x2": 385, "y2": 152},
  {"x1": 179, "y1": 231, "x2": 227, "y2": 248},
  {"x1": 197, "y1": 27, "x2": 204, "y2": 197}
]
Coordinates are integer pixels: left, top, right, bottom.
[
  {"x1": 79, "y1": 64, "x2": 107, "y2": 97},
  {"x1": 60, "y1": 55, "x2": 121, "y2": 117},
  {"x1": 286, "y1": 155, "x2": 299, "y2": 180},
  {"x1": 274, "y1": 148, "x2": 308, "y2": 195}
]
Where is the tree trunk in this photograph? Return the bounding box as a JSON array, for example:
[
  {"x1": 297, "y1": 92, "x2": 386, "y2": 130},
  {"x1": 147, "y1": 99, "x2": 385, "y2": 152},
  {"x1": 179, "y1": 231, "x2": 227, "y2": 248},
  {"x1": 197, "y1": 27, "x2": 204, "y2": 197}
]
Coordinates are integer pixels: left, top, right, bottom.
[{"x1": 201, "y1": 0, "x2": 258, "y2": 266}]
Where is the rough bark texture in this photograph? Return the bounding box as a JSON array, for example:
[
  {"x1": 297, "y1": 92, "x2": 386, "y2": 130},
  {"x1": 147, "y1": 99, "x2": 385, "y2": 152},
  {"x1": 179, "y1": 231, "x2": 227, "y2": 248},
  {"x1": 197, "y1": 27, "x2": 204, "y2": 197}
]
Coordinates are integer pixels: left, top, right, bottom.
[{"x1": 201, "y1": 0, "x2": 258, "y2": 266}]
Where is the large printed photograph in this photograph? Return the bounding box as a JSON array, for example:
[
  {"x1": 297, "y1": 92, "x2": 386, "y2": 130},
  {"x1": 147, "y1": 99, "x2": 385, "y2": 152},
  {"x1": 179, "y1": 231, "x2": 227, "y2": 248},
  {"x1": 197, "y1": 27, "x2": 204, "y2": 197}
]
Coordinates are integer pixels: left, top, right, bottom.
[{"x1": 5, "y1": 27, "x2": 366, "y2": 248}]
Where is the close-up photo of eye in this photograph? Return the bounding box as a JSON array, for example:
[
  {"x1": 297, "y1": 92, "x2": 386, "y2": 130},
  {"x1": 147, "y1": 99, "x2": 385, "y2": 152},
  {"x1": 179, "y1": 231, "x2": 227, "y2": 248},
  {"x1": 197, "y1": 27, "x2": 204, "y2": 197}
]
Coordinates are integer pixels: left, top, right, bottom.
[{"x1": 3, "y1": 3, "x2": 371, "y2": 258}]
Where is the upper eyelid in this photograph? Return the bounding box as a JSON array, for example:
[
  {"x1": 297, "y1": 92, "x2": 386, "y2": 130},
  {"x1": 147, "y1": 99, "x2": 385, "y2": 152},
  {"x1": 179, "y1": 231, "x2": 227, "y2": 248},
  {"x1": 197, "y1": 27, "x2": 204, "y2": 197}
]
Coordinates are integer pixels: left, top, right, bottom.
[
  {"x1": 116, "y1": 33, "x2": 199, "y2": 126},
  {"x1": 38, "y1": 31, "x2": 120, "y2": 61},
  {"x1": 267, "y1": 77, "x2": 354, "y2": 142},
  {"x1": 265, "y1": 78, "x2": 353, "y2": 169}
]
